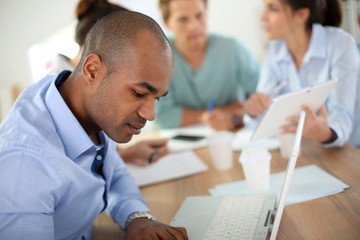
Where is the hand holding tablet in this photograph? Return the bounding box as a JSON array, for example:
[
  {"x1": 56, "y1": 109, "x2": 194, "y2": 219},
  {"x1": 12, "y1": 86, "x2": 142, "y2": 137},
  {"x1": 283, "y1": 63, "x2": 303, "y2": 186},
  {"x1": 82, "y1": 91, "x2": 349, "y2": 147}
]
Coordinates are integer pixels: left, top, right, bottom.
[{"x1": 251, "y1": 79, "x2": 338, "y2": 141}]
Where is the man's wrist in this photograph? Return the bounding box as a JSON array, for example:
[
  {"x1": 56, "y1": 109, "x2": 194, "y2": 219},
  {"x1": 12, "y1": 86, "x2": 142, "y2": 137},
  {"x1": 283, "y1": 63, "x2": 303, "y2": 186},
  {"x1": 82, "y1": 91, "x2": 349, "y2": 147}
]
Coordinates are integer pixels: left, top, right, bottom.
[{"x1": 125, "y1": 211, "x2": 158, "y2": 229}]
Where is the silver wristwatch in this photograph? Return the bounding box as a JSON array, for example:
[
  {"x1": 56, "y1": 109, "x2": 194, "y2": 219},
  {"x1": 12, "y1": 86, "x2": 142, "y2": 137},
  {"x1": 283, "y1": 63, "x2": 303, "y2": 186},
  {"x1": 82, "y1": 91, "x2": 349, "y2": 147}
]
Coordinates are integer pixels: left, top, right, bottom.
[{"x1": 125, "y1": 211, "x2": 158, "y2": 229}]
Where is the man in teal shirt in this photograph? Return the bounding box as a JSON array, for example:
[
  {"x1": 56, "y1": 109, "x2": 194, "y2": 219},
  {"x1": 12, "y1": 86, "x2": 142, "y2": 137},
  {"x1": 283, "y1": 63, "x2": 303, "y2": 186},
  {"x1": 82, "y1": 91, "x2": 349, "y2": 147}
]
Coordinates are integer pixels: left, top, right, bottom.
[{"x1": 156, "y1": 0, "x2": 259, "y2": 130}]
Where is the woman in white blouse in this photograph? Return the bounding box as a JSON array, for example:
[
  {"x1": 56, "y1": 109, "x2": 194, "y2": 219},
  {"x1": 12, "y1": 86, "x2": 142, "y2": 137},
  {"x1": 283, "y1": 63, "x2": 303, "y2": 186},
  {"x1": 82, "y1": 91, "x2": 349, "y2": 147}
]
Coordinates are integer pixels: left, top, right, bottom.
[{"x1": 245, "y1": 0, "x2": 359, "y2": 148}]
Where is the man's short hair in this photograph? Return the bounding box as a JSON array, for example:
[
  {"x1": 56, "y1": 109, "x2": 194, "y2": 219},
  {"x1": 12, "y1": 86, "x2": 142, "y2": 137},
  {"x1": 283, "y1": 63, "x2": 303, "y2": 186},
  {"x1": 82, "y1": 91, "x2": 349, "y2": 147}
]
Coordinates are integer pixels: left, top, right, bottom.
[
  {"x1": 77, "y1": 10, "x2": 170, "y2": 74},
  {"x1": 158, "y1": 0, "x2": 208, "y2": 21}
]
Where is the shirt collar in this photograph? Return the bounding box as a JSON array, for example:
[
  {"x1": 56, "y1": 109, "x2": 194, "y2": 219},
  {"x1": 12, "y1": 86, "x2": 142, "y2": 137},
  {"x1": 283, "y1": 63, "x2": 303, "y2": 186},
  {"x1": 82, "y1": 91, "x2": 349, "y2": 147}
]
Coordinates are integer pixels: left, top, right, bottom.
[
  {"x1": 275, "y1": 41, "x2": 292, "y2": 63},
  {"x1": 304, "y1": 24, "x2": 327, "y2": 61},
  {"x1": 275, "y1": 24, "x2": 326, "y2": 64},
  {"x1": 45, "y1": 70, "x2": 104, "y2": 160}
]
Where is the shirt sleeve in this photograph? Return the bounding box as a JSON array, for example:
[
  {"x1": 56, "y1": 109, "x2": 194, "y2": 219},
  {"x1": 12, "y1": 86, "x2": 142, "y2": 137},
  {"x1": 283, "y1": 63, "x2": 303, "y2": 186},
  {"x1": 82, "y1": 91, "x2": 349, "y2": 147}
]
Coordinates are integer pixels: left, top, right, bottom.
[
  {"x1": 0, "y1": 150, "x2": 62, "y2": 240},
  {"x1": 105, "y1": 143, "x2": 150, "y2": 229},
  {"x1": 349, "y1": 68, "x2": 360, "y2": 149},
  {"x1": 233, "y1": 39, "x2": 260, "y2": 100},
  {"x1": 320, "y1": 36, "x2": 359, "y2": 147}
]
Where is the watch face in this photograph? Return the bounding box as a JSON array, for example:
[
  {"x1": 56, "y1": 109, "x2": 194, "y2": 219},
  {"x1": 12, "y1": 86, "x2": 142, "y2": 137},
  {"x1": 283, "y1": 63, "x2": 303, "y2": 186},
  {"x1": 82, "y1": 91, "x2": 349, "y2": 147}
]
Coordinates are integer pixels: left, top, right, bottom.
[{"x1": 135, "y1": 212, "x2": 149, "y2": 217}]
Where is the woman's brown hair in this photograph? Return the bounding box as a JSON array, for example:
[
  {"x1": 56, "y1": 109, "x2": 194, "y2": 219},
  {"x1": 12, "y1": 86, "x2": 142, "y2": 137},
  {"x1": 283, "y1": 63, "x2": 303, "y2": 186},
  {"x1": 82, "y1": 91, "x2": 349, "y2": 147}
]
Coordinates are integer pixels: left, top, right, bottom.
[{"x1": 75, "y1": 0, "x2": 127, "y2": 46}]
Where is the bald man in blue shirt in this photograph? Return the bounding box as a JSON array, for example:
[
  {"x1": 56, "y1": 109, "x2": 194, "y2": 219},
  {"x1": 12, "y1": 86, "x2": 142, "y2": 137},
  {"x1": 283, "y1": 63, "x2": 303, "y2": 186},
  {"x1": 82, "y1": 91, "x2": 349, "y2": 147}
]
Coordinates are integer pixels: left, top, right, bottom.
[{"x1": 0, "y1": 11, "x2": 187, "y2": 240}]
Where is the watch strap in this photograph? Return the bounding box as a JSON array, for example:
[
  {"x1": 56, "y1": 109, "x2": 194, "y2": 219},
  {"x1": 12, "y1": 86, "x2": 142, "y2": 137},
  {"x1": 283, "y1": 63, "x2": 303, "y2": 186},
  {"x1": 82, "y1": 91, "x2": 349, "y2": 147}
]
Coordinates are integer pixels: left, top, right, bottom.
[{"x1": 125, "y1": 211, "x2": 158, "y2": 229}]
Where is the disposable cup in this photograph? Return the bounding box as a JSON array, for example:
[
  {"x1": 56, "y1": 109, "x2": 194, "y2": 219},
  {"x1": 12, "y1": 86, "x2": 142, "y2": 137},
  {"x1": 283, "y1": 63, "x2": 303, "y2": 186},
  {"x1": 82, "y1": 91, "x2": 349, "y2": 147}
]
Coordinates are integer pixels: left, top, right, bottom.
[
  {"x1": 208, "y1": 131, "x2": 234, "y2": 171},
  {"x1": 278, "y1": 133, "x2": 300, "y2": 159},
  {"x1": 239, "y1": 148, "x2": 271, "y2": 191}
]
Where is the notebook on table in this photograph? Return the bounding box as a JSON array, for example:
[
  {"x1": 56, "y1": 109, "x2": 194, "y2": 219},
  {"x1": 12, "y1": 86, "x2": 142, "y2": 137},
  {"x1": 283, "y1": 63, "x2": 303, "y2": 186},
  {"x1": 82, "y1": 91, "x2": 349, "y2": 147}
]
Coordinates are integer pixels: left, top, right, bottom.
[{"x1": 170, "y1": 111, "x2": 306, "y2": 240}]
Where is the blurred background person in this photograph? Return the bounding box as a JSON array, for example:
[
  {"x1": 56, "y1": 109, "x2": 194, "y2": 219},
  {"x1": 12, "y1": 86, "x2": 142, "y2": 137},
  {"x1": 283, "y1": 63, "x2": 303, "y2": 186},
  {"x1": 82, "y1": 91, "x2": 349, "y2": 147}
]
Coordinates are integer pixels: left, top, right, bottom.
[
  {"x1": 244, "y1": 0, "x2": 359, "y2": 148},
  {"x1": 155, "y1": 0, "x2": 260, "y2": 131}
]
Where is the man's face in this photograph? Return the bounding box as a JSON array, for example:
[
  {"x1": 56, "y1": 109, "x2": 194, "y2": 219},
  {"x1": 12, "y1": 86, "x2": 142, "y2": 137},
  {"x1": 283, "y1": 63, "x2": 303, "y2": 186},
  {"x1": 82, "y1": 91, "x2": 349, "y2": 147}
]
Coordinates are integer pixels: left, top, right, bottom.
[
  {"x1": 84, "y1": 32, "x2": 173, "y2": 143},
  {"x1": 166, "y1": 0, "x2": 207, "y2": 51}
]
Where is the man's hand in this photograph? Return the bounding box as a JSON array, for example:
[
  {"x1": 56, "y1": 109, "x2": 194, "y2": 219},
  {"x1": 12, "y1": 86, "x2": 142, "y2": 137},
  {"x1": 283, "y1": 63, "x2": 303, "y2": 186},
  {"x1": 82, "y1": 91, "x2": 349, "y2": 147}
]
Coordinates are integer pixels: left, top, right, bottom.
[
  {"x1": 126, "y1": 218, "x2": 188, "y2": 240},
  {"x1": 201, "y1": 101, "x2": 244, "y2": 130},
  {"x1": 202, "y1": 108, "x2": 234, "y2": 130},
  {"x1": 117, "y1": 139, "x2": 170, "y2": 166},
  {"x1": 244, "y1": 93, "x2": 271, "y2": 117},
  {"x1": 281, "y1": 104, "x2": 333, "y2": 143}
]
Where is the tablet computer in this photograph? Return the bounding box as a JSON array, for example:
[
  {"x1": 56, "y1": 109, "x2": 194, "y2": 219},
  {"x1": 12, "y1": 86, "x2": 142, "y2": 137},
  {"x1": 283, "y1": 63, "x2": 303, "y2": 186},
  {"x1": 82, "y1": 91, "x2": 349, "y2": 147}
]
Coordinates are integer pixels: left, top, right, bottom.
[{"x1": 251, "y1": 79, "x2": 338, "y2": 141}]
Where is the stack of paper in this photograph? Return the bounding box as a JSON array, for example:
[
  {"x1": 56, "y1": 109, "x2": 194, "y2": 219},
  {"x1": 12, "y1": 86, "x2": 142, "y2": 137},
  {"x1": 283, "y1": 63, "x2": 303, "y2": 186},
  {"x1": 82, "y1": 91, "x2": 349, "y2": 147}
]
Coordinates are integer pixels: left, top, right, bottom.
[
  {"x1": 209, "y1": 165, "x2": 349, "y2": 205},
  {"x1": 127, "y1": 150, "x2": 208, "y2": 187}
]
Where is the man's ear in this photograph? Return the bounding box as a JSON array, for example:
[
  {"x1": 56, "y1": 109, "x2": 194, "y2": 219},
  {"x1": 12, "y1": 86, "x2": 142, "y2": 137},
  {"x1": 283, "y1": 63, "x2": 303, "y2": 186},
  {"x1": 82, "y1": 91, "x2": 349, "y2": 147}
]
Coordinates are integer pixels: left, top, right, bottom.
[
  {"x1": 82, "y1": 54, "x2": 103, "y2": 84},
  {"x1": 164, "y1": 19, "x2": 170, "y2": 29}
]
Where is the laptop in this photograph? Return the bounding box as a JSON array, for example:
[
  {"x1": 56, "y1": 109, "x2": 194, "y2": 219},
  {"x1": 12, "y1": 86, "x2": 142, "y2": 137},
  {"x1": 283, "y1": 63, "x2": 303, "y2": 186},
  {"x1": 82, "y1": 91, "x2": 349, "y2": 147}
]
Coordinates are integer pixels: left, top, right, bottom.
[{"x1": 170, "y1": 111, "x2": 306, "y2": 240}]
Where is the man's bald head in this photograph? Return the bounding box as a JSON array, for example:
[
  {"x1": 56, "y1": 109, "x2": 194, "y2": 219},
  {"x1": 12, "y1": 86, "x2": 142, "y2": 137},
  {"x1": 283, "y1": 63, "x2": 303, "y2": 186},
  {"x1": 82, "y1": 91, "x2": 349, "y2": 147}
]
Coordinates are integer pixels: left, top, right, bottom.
[{"x1": 75, "y1": 11, "x2": 171, "y2": 75}]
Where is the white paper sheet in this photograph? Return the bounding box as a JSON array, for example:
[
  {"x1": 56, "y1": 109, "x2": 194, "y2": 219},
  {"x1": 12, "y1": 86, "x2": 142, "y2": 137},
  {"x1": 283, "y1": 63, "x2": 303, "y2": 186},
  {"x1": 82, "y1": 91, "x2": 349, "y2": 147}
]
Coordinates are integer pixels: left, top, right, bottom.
[
  {"x1": 209, "y1": 165, "x2": 349, "y2": 205},
  {"x1": 232, "y1": 127, "x2": 280, "y2": 150},
  {"x1": 127, "y1": 150, "x2": 208, "y2": 187}
]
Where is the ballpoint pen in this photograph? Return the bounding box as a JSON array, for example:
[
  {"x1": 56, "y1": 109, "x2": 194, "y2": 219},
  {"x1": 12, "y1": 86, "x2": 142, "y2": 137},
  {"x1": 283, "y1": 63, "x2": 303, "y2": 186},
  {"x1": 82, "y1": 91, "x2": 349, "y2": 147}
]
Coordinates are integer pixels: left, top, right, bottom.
[
  {"x1": 148, "y1": 147, "x2": 160, "y2": 164},
  {"x1": 269, "y1": 81, "x2": 288, "y2": 98},
  {"x1": 207, "y1": 98, "x2": 216, "y2": 112}
]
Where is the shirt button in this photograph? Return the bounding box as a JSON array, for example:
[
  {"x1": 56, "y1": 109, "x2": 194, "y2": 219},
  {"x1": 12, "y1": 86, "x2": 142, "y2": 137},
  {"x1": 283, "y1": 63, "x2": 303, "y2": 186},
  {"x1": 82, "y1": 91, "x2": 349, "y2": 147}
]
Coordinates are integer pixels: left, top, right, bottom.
[{"x1": 96, "y1": 155, "x2": 102, "y2": 161}]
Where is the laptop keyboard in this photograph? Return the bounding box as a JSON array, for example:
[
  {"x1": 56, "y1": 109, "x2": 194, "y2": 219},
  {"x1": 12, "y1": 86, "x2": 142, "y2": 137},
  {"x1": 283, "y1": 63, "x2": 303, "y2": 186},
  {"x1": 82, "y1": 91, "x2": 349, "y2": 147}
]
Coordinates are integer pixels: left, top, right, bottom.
[{"x1": 203, "y1": 195, "x2": 265, "y2": 240}]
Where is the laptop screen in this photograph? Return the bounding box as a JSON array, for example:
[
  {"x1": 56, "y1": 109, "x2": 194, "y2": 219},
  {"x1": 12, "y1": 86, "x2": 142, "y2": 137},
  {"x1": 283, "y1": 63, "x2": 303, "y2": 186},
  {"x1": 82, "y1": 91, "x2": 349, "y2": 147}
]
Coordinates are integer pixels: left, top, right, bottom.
[{"x1": 269, "y1": 110, "x2": 306, "y2": 239}]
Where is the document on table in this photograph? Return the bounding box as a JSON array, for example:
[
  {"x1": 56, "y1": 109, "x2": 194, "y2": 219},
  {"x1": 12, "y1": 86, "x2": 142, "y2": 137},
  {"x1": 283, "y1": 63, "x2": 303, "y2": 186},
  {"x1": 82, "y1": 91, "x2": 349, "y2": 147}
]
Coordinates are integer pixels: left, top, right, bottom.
[
  {"x1": 127, "y1": 150, "x2": 208, "y2": 187},
  {"x1": 209, "y1": 164, "x2": 349, "y2": 205}
]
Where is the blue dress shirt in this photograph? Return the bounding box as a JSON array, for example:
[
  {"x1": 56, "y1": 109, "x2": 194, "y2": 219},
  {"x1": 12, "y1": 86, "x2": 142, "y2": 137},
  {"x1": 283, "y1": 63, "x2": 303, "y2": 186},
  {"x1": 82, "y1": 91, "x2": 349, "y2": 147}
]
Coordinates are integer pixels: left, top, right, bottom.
[
  {"x1": 154, "y1": 33, "x2": 260, "y2": 129},
  {"x1": 0, "y1": 71, "x2": 149, "y2": 240},
  {"x1": 257, "y1": 24, "x2": 359, "y2": 147}
]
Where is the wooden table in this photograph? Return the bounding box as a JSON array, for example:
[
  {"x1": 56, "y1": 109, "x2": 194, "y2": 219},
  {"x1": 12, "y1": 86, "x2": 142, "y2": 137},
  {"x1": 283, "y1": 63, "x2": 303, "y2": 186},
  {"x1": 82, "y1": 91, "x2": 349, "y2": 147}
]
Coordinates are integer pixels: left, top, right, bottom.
[{"x1": 92, "y1": 139, "x2": 360, "y2": 240}]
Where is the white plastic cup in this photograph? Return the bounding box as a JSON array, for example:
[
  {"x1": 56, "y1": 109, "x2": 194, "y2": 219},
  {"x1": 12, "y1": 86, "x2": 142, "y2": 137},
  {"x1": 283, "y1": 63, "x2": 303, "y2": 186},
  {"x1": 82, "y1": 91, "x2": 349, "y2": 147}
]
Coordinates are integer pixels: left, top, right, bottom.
[
  {"x1": 239, "y1": 148, "x2": 271, "y2": 191},
  {"x1": 278, "y1": 133, "x2": 299, "y2": 159},
  {"x1": 208, "y1": 131, "x2": 234, "y2": 171}
]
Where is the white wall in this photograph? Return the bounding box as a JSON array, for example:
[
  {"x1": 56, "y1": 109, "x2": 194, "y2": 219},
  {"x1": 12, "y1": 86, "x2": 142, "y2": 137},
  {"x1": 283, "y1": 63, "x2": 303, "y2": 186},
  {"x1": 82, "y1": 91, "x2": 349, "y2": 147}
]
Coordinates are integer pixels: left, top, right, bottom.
[
  {"x1": 208, "y1": 0, "x2": 265, "y2": 60},
  {"x1": 0, "y1": 0, "x2": 78, "y2": 87},
  {"x1": 115, "y1": 0, "x2": 265, "y2": 59},
  {"x1": 0, "y1": 0, "x2": 265, "y2": 88}
]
